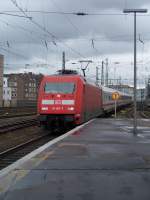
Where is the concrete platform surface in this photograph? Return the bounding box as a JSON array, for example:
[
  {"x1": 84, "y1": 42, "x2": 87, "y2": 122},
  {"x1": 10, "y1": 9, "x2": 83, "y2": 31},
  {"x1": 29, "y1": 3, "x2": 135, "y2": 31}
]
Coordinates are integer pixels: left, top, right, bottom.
[{"x1": 0, "y1": 118, "x2": 150, "y2": 200}]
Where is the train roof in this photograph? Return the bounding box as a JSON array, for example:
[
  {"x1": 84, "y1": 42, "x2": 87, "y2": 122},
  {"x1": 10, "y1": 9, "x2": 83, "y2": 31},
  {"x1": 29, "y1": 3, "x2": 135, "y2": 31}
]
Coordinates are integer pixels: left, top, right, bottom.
[
  {"x1": 43, "y1": 74, "x2": 84, "y2": 80},
  {"x1": 101, "y1": 86, "x2": 132, "y2": 97},
  {"x1": 44, "y1": 74, "x2": 101, "y2": 87},
  {"x1": 42, "y1": 73, "x2": 132, "y2": 97}
]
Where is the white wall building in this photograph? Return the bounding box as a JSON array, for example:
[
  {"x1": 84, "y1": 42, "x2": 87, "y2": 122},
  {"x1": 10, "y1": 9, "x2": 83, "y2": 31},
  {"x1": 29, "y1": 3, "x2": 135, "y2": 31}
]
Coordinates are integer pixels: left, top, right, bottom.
[{"x1": 3, "y1": 77, "x2": 11, "y2": 105}]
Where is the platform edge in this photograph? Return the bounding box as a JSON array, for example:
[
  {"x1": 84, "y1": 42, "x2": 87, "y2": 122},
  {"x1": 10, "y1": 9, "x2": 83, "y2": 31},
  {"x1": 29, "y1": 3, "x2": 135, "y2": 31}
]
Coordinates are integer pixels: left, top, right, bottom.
[{"x1": 0, "y1": 119, "x2": 94, "y2": 178}]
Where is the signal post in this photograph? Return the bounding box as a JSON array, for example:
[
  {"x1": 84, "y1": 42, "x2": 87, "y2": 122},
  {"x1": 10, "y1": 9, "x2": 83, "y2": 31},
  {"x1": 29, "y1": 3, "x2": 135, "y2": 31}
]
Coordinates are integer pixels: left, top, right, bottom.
[{"x1": 112, "y1": 92, "x2": 120, "y2": 118}]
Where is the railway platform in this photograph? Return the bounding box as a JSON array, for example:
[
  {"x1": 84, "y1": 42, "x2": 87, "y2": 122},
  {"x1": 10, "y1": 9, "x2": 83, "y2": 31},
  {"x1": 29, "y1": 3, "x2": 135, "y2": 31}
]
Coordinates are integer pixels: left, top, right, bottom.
[{"x1": 0, "y1": 118, "x2": 150, "y2": 200}]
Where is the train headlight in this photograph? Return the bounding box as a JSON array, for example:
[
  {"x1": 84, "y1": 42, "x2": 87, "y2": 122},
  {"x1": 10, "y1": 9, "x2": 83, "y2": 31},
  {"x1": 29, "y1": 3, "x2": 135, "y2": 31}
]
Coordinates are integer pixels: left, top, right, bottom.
[
  {"x1": 68, "y1": 107, "x2": 74, "y2": 111},
  {"x1": 42, "y1": 107, "x2": 48, "y2": 111}
]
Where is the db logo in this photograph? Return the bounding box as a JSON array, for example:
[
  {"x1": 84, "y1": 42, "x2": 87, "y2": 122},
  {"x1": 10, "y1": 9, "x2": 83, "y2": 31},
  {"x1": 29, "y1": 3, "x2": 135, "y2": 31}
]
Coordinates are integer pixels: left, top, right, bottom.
[{"x1": 55, "y1": 100, "x2": 62, "y2": 105}]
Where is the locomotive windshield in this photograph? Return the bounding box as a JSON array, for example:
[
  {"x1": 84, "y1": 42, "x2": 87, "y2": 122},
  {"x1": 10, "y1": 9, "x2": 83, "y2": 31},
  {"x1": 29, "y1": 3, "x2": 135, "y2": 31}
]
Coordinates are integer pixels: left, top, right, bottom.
[{"x1": 44, "y1": 82, "x2": 75, "y2": 94}]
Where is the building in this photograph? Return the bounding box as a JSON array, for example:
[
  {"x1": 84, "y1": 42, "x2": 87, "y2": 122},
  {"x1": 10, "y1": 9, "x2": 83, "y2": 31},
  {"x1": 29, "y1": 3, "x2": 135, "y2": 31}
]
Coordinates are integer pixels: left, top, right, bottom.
[
  {"x1": 4, "y1": 72, "x2": 43, "y2": 107},
  {"x1": 0, "y1": 55, "x2": 4, "y2": 107},
  {"x1": 3, "y1": 77, "x2": 12, "y2": 107}
]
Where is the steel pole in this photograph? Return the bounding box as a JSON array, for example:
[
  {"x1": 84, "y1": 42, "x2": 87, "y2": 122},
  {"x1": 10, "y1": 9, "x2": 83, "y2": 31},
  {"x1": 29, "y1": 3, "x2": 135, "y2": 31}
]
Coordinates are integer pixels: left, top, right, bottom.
[
  {"x1": 133, "y1": 12, "x2": 137, "y2": 135},
  {"x1": 115, "y1": 99, "x2": 117, "y2": 118},
  {"x1": 96, "y1": 66, "x2": 99, "y2": 85},
  {"x1": 62, "y1": 51, "x2": 65, "y2": 71},
  {"x1": 123, "y1": 8, "x2": 147, "y2": 135},
  {"x1": 101, "y1": 61, "x2": 104, "y2": 85},
  {"x1": 105, "y1": 58, "x2": 108, "y2": 86}
]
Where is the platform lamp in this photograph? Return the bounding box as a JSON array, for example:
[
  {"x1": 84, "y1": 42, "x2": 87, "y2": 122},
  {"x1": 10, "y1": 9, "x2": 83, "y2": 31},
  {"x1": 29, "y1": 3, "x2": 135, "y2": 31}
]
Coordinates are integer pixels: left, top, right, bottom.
[{"x1": 123, "y1": 9, "x2": 148, "y2": 135}]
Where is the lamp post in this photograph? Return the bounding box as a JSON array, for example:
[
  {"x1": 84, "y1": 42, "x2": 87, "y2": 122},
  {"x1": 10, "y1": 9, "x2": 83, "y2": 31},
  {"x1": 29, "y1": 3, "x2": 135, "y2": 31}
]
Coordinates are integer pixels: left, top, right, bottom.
[{"x1": 123, "y1": 9, "x2": 148, "y2": 135}]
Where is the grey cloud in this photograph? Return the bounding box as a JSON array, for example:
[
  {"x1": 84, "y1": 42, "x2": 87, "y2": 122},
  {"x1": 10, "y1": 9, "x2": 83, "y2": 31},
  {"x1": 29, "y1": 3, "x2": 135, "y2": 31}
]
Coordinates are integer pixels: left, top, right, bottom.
[
  {"x1": 0, "y1": 0, "x2": 150, "y2": 81},
  {"x1": 51, "y1": 0, "x2": 150, "y2": 11}
]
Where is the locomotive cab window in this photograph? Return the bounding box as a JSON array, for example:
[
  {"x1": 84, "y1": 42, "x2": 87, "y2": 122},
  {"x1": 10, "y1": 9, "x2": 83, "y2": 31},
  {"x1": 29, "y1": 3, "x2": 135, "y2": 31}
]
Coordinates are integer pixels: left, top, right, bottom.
[{"x1": 44, "y1": 82, "x2": 75, "y2": 94}]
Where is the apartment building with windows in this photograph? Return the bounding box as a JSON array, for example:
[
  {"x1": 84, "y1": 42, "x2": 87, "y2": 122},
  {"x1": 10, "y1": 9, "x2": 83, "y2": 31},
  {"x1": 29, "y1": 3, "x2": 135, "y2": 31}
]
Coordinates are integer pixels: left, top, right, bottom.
[
  {"x1": 4, "y1": 72, "x2": 43, "y2": 107},
  {"x1": 0, "y1": 55, "x2": 4, "y2": 107}
]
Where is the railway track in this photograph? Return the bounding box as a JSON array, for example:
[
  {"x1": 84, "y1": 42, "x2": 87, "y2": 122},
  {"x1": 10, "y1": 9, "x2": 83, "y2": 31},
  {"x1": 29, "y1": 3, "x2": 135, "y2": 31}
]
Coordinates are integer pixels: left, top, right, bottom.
[
  {"x1": 126, "y1": 110, "x2": 148, "y2": 119},
  {"x1": 0, "y1": 118, "x2": 38, "y2": 134},
  {"x1": 0, "y1": 133, "x2": 56, "y2": 170},
  {"x1": 139, "y1": 111, "x2": 148, "y2": 118},
  {"x1": 0, "y1": 107, "x2": 36, "y2": 119},
  {"x1": 117, "y1": 104, "x2": 150, "y2": 119},
  {"x1": 0, "y1": 112, "x2": 36, "y2": 119},
  {"x1": 0, "y1": 111, "x2": 69, "y2": 170}
]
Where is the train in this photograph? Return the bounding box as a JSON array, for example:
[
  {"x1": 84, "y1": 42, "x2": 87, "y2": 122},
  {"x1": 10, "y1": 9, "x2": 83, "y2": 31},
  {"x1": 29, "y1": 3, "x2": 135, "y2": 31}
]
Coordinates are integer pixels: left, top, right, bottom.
[{"x1": 37, "y1": 70, "x2": 132, "y2": 131}]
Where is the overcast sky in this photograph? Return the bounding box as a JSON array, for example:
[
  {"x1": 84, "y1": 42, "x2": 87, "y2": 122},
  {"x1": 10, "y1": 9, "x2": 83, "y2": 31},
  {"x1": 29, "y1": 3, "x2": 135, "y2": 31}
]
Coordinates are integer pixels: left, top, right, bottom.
[{"x1": 1, "y1": 0, "x2": 150, "y2": 86}]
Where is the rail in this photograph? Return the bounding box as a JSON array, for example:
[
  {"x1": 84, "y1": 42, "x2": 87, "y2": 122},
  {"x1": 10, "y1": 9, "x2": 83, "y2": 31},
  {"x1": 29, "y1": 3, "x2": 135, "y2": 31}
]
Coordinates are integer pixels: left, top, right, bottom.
[
  {"x1": 0, "y1": 134, "x2": 54, "y2": 170},
  {"x1": 0, "y1": 118, "x2": 38, "y2": 134},
  {"x1": 0, "y1": 113, "x2": 36, "y2": 119}
]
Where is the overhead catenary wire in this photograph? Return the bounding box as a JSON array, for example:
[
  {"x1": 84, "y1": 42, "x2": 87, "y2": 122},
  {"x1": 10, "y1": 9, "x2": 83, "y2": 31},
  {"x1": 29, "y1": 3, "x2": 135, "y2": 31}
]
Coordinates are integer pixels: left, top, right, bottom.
[
  {"x1": 3, "y1": 4, "x2": 150, "y2": 54},
  {"x1": 0, "y1": 8, "x2": 55, "y2": 57},
  {"x1": 68, "y1": 34, "x2": 150, "y2": 42},
  {"x1": 2, "y1": 11, "x2": 149, "y2": 56},
  {"x1": 10, "y1": 0, "x2": 86, "y2": 58},
  {"x1": 0, "y1": 18, "x2": 45, "y2": 43},
  {"x1": 49, "y1": 0, "x2": 103, "y2": 56},
  {"x1": 0, "y1": 18, "x2": 54, "y2": 54},
  {"x1": 10, "y1": 0, "x2": 56, "y2": 40},
  {"x1": 0, "y1": 46, "x2": 27, "y2": 59},
  {"x1": 49, "y1": 0, "x2": 83, "y2": 36},
  {"x1": 3, "y1": 3, "x2": 149, "y2": 79},
  {"x1": 0, "y1": 11, "x2": 32, "y2": 19},
  {"x1": 49, "y1": 0, "x2": 95, "y2": 59},
  {"x1": 1, "y1": 10, "x2": 149, "y2": 16},
  {"x1": 90, "y1": 38, "x2": 103, "y2": 55}
]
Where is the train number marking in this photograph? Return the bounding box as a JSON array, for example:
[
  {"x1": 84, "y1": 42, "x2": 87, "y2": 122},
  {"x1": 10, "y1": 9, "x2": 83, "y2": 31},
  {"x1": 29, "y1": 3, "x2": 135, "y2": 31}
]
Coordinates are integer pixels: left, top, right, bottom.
[{"x1": 52, "y1": 106, "x2": 64, "y2": 111}]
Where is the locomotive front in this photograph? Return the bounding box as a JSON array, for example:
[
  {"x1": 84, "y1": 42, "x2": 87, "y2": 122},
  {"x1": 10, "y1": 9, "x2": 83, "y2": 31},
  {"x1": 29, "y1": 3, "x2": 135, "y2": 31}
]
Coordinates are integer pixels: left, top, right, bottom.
[{"x1": 37, "y1": 75, "x2": 83, "y2": 130}]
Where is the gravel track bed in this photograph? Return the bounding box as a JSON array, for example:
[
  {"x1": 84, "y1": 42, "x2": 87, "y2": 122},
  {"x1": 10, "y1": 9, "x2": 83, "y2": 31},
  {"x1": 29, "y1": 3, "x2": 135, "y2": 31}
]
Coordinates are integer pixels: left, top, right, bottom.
[
  {"x1": 117, "y1": 105, "x2": 150, "y2": 119},
  {"x1": 0, "y1": 107, "x2": 36, "y2": 119},
  {"x1": 0, "y1": 115, "x2": 37, "y2": 126},
  {"x1": 0, "y1": 126, "x2": 48, "y2": 153}
]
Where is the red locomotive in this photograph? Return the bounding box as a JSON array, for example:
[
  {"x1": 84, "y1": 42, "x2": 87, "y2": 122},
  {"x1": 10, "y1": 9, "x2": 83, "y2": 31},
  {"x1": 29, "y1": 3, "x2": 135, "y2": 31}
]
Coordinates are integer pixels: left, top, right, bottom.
[{"x1": 37, "y1": 70, "x2": 132, "y2": 130}]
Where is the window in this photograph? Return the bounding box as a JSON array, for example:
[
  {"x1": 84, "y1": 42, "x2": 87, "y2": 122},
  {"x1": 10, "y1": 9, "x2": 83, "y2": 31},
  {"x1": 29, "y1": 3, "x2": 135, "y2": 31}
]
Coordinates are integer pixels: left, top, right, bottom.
[
  {"x1": 12, "y1": 88, "x2": 17, "y2": 92},
  {"x1": 45, "y1": 82, "x2": 75, "y2": 94},
  {"x1": 14, "y1": 82, "x2": 17, "y2": 86}
]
